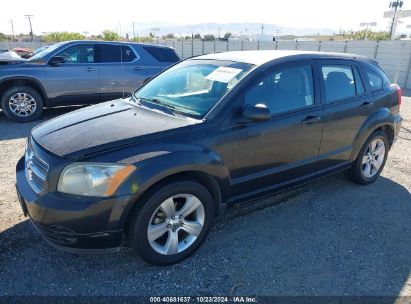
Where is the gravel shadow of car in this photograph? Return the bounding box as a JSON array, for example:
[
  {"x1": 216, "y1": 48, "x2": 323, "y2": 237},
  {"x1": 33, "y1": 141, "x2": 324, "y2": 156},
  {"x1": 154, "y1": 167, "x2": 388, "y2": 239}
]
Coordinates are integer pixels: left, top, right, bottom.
[
  {"x1": 0, "y1": 174, "x2": 410, "y2": 297},
  {"x1": 0, "y1": 106, "x2": 84, "y2": 141}
]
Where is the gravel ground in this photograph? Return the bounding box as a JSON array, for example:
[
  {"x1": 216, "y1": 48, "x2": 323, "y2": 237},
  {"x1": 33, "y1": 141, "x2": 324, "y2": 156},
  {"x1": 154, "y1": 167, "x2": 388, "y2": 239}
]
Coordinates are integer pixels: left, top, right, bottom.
[{"x1": 0, "y1": 98, "x2": 411, "y2": 297}]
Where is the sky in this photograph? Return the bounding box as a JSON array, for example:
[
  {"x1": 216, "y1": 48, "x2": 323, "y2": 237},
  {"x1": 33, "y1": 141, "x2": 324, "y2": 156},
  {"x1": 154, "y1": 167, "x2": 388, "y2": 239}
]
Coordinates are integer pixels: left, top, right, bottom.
[{"x1": 1, "y1": 0, "x2": 411, "y2": 36}]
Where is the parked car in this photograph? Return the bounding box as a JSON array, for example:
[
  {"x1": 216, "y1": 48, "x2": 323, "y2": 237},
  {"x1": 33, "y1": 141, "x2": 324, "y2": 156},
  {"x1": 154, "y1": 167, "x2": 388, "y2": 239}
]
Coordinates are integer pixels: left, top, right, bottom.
[
  {"x1": 0, "y1": 40, "x2": 180, "y2": 122},
  {"x1": 12, "y1": 47, "x2": 33, "y2": 59},
  {"x1": 16, "y1": 50, "x2": 402, "y2": 265},
  {"x1": 22, "y1": 45, "x2": 50, "y2": 59}
]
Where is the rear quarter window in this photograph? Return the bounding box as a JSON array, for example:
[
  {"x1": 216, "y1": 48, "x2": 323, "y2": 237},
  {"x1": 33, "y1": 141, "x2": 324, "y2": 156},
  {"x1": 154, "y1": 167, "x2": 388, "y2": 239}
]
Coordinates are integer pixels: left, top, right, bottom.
[
  {"x1": 143, "y1": 46, "x2": 179, "y2": 62},
  {"x1": 366, "y1": 69, "x2": 384, "y2": 91}
]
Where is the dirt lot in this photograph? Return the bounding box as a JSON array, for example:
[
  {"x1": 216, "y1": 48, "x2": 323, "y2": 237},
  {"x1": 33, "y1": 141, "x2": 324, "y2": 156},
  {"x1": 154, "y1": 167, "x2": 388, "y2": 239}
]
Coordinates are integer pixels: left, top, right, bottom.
[{"x1": 0, "y1": 98, "x2": 410, "y2": 297}]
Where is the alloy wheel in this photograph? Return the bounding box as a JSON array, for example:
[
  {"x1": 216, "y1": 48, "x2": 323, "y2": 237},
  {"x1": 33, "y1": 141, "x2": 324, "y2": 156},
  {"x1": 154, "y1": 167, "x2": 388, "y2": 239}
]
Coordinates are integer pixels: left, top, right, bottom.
[
  {"x1": 8, "y1": 92, "x2": 37, "y2": 117},
  {"x1": 147, "y1": 194, "x2": 205, "y2": 255},
  {"x1": 361, "y1": 138, "x2": 386, "y2": 178}
]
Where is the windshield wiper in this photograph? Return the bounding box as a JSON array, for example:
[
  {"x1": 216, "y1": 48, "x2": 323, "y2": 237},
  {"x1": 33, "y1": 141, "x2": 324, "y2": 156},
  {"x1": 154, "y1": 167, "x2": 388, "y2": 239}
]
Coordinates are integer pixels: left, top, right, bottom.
[{"x1": 136, "y1": 96, "x2": 176, "y2": 116}]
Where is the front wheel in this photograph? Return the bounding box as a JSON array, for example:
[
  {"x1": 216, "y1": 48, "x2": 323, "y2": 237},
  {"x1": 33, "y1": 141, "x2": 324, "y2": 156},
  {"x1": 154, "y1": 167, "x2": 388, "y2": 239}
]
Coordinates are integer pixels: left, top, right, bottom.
[
  {"x1": 126, "y1": 180, "x2": 215, "y2": 265},
  {"x1": 347, "y1": 130, "x2": 389, "y2": 185},
  {"x1": 1, "y1": 86, "x2": 44, "y2": 122}
]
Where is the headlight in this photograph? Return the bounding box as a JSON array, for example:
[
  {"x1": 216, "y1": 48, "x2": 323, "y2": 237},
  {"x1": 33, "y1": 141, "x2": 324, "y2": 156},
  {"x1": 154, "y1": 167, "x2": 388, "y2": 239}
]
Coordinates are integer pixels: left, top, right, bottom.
[{"x1": 57, "y1": 163, "x2": 136, "y2": 197}]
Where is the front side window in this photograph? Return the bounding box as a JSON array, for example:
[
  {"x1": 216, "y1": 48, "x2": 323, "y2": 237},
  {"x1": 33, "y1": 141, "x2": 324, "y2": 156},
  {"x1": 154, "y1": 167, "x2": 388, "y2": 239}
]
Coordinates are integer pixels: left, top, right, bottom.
[
  {"x1": 55, "y1": 45, "x2": 95, "y2": 64},
  {"x1": 321, "y1": 65, "x2": 356, "y2": 102},
  {"x1": 134, "y1": 59, "x2": 254, "y2": 118},
  {"x1": 244, "y1": 65, "x2": 314, "y2": 115}
]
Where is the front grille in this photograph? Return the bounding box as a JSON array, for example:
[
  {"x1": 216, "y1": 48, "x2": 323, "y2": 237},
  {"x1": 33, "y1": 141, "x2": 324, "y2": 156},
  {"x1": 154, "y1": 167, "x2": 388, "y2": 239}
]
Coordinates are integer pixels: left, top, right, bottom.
[{"x1": 25, "y1": 144, "x2": 49, "y2": 193}]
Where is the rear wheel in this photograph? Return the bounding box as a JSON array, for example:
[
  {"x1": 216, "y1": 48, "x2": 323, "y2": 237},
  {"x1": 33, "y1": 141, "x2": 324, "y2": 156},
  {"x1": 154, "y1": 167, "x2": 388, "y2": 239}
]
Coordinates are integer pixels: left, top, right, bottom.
[
  {"x1": 347, "y1": 131, "x2": 389, "y2": 185},
  {"x1": 126, "y1": 180, "x2": 215, "y2": 265},
  {"x1": 1, "y1": 86, "x2": 43, "y2": 122}
]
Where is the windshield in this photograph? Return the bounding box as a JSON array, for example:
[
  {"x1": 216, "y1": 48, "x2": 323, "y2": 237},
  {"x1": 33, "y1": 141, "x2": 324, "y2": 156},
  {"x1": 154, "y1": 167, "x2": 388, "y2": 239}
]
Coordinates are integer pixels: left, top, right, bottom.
[
  {"x1": 28, "y1": 42, "x2": 65, "y2": 61},
  {"x1": 134, "y1": 59, "x2": 254, "y2": 118}
]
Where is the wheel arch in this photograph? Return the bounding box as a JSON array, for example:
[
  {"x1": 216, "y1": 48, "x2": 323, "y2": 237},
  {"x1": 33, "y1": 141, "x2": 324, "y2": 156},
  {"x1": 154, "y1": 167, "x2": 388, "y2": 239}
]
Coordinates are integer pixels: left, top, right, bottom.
[
  {"x1": 0, "y1": 77, "x2": 48, "y2": 107},
  {"x1": 350, "y1": 107, "x2": 396, "y2": 161}
]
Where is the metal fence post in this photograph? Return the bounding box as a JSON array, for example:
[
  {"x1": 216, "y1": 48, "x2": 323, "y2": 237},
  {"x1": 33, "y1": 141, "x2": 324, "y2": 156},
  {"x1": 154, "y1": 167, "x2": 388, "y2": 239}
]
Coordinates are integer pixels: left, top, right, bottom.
[
  {"x1": 202, "y1": 40, "x2": 205, "y2": 55},
  {"x1": 191, "y1": 39, "x2": 194, "y2": 57},
  {"x1": 241, "y1": 41, "x2": 244, "y2": 51},
  {"x1": 227, "y1": 41, "x2": 229, "y2": 51},
  {"x1": 394, "y1": 42, "x2": 406, "y2": 84},
  {"x1": 214, "y1": 40, "x2": 216, "y2": 53},
  {"x1": 257, "y1": 41, "x2": 260, "y2": 50},
  {"x1": 344, "y1": 40, "x2": 348, "y2": 53},
  {"x1": 275, "y1": 41, "x2": 278, "y2": 50},
  {"x1": 295, "y1": 41, "x2": 298, "y2": 50},
  {"x1": 318, "y1": 41, "x2": 322, "y2": 52},
  {"x1": 181, "y1": 39, "x2": 184, "y2": 59},
  {"x1": 373, "y1": 41, "x2": 379, "y2": 59}
]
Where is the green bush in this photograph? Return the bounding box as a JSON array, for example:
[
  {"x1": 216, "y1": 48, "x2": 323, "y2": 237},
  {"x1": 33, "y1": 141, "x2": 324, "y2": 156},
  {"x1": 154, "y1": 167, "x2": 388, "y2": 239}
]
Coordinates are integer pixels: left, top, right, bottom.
[
  {"x1": 43, "y1": 32, "x2": 85, "y2": 42},
  {"x1": 102, "y1": 30, "x2": 120, "y2": 41}
]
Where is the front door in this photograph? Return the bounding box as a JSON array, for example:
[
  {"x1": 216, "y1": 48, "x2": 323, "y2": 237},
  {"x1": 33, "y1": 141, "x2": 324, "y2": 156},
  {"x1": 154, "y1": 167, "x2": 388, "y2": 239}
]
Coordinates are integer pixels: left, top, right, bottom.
[
  {"x1": 231, "y1": 62, "x2": 323, "y2": 199},
  {"x1": 45, "y1": 44, "x2": 99, "y2": 104}
]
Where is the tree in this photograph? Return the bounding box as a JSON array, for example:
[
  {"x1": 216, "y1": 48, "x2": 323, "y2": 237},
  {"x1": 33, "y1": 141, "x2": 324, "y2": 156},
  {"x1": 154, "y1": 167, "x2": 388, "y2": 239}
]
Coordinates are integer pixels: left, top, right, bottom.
[
  {"x1": 43, "y1": 32, "x2": 85, "y2": 42},
  {"x1": 224, "y1": 32, "x2": 232, "y2": 39},
  {"x1": 163, "y1": 33, "x2": 175, "y2": 39},
  {"x1": 133, "y1": 36, "x2": 154, "y2": 43},
  {"x1": 343, "y1": 30, "x2": 390, "y2": 41},
  {"x1": 102, "y1": 30, "x2": 120, "y2": 41},
  {"x1": 194, "y1": 33, "x2": 201, "y2": 39},
  {"x1": 203, "y1": 34, "x2": 216, "y2": 41},
  {"x1": 0, "y1": 32, "x2": 9, "y2": 41}
]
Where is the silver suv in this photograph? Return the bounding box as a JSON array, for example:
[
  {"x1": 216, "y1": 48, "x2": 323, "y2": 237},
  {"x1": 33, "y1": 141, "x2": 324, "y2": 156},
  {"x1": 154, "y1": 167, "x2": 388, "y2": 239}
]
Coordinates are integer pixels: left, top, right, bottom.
[{"x1": 0, "y1": 40, "x2": 180, "y2": 122}]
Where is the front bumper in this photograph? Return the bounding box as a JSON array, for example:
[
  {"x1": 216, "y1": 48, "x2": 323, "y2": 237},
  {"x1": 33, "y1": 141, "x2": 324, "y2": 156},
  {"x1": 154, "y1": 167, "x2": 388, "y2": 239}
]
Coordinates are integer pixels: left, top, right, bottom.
[{"x1": 16, "y1": 157, "x2": 136, "y2": 253}]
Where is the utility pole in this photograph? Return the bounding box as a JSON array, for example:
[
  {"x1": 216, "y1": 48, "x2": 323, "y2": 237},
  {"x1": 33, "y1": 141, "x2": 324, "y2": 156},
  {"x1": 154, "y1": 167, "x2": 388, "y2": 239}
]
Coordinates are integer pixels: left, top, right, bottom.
[
  {"x1": 389, "y1": 1, "x2": 403, "y2": 39},
  {"x1": 24, "y1": 15, "x2": 34, "y2": 41},
  {"x1": 10, "y1": 20, "x2": 15, "y2": 41}
]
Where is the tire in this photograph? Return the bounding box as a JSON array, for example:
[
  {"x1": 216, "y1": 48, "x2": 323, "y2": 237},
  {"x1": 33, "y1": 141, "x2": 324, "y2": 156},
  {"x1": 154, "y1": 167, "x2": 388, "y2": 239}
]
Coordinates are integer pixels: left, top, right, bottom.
[
  {"x1": 346, "y1": 130, "x2": 389, "y2": 185},
  {"x1": 1, "y1": 85, "x2": 44, "y2": 122},
  {"x1": 126, "y1": 179, "x2": 215, "y2": 265}
]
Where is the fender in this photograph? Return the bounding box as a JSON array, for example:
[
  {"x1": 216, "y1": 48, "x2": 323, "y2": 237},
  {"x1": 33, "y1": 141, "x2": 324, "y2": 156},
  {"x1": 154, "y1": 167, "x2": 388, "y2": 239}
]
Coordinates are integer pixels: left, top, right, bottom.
[
  {"x1": 349, "y1": 107, "x2": 397, "y2": 161},
  {"x1": 0, "y1": 76, "x2": 49, "y2": 103},
  {"x1": 114, "y1": 146, "x2": 231, "y2": 224}
]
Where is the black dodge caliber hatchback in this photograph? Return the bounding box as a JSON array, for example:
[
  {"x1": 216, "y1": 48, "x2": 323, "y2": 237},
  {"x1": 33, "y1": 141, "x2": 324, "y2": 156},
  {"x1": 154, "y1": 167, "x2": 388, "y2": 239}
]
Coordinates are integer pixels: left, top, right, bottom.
[{"x1": 16, "y1": 50, "x2": 402, "y2": 265}]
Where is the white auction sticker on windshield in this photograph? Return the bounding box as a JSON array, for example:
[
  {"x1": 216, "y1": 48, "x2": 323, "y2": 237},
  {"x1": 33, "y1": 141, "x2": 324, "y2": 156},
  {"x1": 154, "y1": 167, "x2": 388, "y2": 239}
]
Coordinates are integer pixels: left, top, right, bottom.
[{"x1": 205, "y1": 67, "x2": 242, "y2": 83}]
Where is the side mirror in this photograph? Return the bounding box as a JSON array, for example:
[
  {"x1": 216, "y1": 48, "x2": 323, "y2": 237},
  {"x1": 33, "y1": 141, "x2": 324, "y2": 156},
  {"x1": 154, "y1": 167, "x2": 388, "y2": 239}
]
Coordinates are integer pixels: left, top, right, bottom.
[
  {"x1": 48, "y1": 56, "x2": 65, "y2": 66},
  {"x1": 241, "y1": 103, "x2": 271, "y2": 122}
]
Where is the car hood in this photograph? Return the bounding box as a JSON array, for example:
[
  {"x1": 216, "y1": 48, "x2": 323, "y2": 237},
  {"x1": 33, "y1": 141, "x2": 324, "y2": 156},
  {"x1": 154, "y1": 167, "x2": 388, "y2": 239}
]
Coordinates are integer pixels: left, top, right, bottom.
[{"x1": 32, "y1": 99, "x2": 199, "y2": 159}]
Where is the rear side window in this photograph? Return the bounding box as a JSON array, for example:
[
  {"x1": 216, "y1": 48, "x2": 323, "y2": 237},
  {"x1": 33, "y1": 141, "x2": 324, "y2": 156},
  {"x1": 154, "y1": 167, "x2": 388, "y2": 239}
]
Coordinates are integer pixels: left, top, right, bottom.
[
  {"x1": 366, "y1": 70, "x2": 383, "y2": 91},
  {"x1": 143, "y1": 46, "x2": 179, "y2": 62},
  {"x1": 321, "y1": 65, "x2": 356, "y2": 102},
  {"x1": 99, "y1": 44, "x2": 137, "y2": 63}
]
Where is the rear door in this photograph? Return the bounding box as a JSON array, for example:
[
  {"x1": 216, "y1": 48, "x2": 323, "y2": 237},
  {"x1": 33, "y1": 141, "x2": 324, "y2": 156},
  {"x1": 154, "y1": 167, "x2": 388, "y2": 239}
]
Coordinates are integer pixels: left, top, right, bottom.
[
  {"x1": 231, "y1": 61, "x2": 324, "y2": 198},
  {"x1": 316, "y1": 60, "x2": 375, "y2": 170},
  {"x1": 44, "y1": 44, "x2": 99, "y2": 104},
  {"x1": 97, "y1": 43, "x2": 147, "y2": 101}
]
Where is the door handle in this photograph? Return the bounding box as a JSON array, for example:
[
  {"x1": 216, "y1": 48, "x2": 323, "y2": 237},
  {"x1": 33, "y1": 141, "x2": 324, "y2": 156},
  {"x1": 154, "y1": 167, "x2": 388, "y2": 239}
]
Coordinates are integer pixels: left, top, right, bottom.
[
  {"x1": 359, "y1": 101, "x2": 374, "y2": 109},
  {"x1": 134, "y1": 66, "x2": 143, "y2": 70},
  {"x1": 301, "y1": 115, "x2": 321, "y2": 125},
  {"x1": 84, "y1": 67, "x2": 96, "y2": 72}
]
